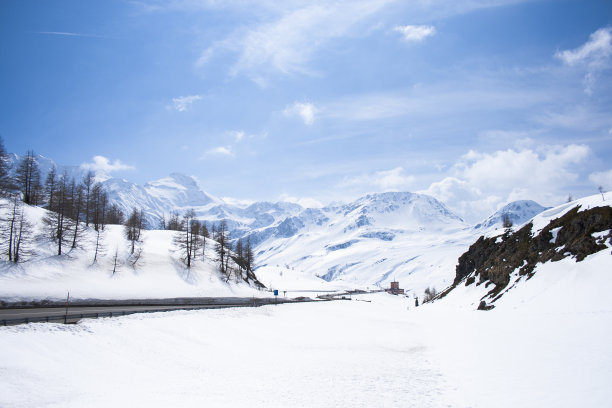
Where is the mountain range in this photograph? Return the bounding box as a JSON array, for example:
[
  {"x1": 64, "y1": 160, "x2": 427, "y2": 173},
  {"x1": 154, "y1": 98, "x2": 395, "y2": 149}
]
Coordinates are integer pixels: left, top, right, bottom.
[{"x1": 5, "y1": 153, "x2": 552, "y2": 292}]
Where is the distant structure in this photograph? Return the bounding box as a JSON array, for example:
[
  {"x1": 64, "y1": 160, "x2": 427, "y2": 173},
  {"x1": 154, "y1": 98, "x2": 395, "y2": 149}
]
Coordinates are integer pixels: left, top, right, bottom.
[{"x1": 386, "y1": 281, "x2": 404, "y2": 295}]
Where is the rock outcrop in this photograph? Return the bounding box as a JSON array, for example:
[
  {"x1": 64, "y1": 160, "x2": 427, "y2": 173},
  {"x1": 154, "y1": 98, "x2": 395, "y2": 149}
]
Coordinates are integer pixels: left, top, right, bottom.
[{"x1": 452, "y1": 205, "x2": 612, "y2": 302}]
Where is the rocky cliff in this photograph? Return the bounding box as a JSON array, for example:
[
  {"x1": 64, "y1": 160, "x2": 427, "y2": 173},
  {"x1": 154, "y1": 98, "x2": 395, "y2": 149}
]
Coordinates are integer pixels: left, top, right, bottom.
[{"x1": 451, "y1": 205, "x2": 612, "y2": 305}]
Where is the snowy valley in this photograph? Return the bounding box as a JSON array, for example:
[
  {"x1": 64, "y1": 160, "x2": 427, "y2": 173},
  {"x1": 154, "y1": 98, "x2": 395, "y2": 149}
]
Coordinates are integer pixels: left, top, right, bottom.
[{"x1": 1, "y1": 154, "x2": 612, "y2": 408}]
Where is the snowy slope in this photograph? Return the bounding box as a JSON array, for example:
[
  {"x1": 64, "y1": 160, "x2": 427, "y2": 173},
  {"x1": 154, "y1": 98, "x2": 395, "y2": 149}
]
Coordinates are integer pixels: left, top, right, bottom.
[
  {"x1": 0, "y1": 199, "x2": 264, "y2": 301},
  {"x1": 474, "y1": 199, "x2": 549, "y2": 230},
  {"x1": 254, "y1": 192, "x2": 473, "y2": 294},
  {"x1": 437, "y1": 193, "x2": 612, "y2": 310}
]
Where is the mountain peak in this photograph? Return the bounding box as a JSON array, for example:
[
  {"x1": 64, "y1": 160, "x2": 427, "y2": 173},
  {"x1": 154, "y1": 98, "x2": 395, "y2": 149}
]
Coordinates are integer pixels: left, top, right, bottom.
[{"x1": 476, "y1": 200, "x2": 549, "y2": 230}]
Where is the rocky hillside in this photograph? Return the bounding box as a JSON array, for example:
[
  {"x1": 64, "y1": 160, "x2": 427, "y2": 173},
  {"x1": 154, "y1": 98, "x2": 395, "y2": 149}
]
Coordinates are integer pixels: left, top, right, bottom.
[{"x1": 444, "y1": 198, "x2": 612, "y2": 308}]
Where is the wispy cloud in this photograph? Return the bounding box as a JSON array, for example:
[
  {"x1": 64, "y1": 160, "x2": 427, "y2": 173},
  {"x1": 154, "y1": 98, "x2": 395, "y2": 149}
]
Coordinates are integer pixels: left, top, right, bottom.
[
  {"x1": 197, "y1": 0, "x2": 392, "y2": 84},
  {"x1": 393, "y1": 25, "x2": 436, "y2": 42},
  {"x1": 32, "y1": 31, "x2": 106, "y2": 39},
  {"x1": 555, "y1": 27, "x2": 612, "y2": 94},
  {"x1": 284, "y1": 102, "x2": 318, "y2": 125},
  {"x1": 172, "y1": 95, "x2": 202, "y2": 112}
]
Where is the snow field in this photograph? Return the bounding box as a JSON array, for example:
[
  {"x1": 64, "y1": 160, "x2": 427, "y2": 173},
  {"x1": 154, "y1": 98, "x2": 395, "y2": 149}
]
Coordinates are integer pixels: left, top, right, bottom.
[
  {"x1": 2, "y1": 284, "x2": 611, "y2": 408},
  {"x1": 0, "y1": 295, "x2": 458, "y2": 408}
]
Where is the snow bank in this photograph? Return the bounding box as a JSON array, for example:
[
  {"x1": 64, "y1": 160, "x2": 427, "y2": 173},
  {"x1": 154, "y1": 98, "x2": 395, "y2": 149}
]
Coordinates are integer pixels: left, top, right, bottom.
[{"x1": 1, "y1": 291, "x2": 610, "y2": 407}]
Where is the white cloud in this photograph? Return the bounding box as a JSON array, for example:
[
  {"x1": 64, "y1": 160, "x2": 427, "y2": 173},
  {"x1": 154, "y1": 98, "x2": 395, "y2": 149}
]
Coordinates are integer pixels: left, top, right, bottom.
[
  {"x1": 555, "y1": 27, "x2": 612, "y2": 94},
  {"x1": 420, "y1": 144, "x2": 591, "y2": 222},
  {"x1": 555, "y1": 28, "x2": 612, "y2": 66},
  {"x1": 418, "y1": 177, "x2": 498, "y2": 223},
  {"x1": 198, "y1": 0, "x2": 392, "y2": 83},
  {"x1": 393, "y1": 25, "x2": 436, "y2": 42},
  {"x1": 205, "y1": 146, "x2": 234, "y2": 157},
  {"x1": 588, "y1": 169, "x2": 612, "y2": 190},
  {"x1": 341, "y1": 167, "x2": 415, "y2": 192},
  {"x1": 456, "y1": 145, "x2": 589, "y2": 192},
  {"x1": 172, "y1": 95, "x2": 202, "y2": 112},
  {"x1": 81, "y1": 156, "x2": 135, "y2": 176},
  {"x1": 283, "y1": 102, "x2": 318, "y2": 125}
]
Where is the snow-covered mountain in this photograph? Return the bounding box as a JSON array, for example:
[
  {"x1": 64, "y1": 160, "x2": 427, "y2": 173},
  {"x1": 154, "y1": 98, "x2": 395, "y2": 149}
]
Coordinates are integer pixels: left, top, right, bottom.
[
  {"x1": 253, "y1": 192, "x2": 473, "y2": 292},
  {"x1": 474, "y1": 200, "x2": 550, "y2": 230},
  {"x1": 5, "y1": 152, "x2": 560, "y2": 298}
]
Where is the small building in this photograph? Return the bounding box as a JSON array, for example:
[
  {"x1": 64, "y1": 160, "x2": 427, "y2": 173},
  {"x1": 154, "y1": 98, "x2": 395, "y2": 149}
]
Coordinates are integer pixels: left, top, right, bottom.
[{"x1": 386, "y1": 281, "x2": 404, "y2": 295}]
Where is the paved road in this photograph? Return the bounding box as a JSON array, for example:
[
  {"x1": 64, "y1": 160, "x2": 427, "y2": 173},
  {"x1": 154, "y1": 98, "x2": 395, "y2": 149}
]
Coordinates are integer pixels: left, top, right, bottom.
[{"x1": 0, "y1": 297, "x2": 305, "y2": 326}]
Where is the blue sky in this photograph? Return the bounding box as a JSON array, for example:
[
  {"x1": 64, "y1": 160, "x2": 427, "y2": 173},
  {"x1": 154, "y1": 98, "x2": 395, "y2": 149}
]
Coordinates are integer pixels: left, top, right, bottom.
[{"x1": 1, "y1": 0, "x2": 611, "y2": 221}]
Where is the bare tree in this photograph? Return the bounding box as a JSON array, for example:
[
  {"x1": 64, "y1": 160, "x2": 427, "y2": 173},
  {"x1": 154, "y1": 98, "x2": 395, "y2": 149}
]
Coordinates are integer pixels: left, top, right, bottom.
[
  {"x1": 16, "y1": 150, "x2": 42, "y2": 205},
  {"x1": 423, "y1": 286, "x2": 438, "y2": 303},
  {"x1": 69, "y1": 179, "x2": 85, "y2": 249},
  {"x1": 92, "y1": 228, "x2": 106, "y2": 265},
  {"x1": 82, "y1": 171, "x2": 95, "y2": 226},
  {"x1": 599, "y1": 186, "x2": 606, "y2": 201},
  {"x1": 43, "y1": 172, "x2": 73, "y2": 255},
  {"x1": 2, "y1": 195, "x2": 34, "y2": 263},
  {"x1": 90, "y1": 183, "x2": 108, "y2": 231},
  {"x1": 200, "y1": 221, "x2": 209, "y2": 260},
  {"x1": 166, "y1": 211, "x2": 182, "y2": 231},
  {"x1": 44, "y1": 166, "x2": 58, "y2": 210},
  {"x1": 124, "y1": 208, "x2": 145, "y2": 255},
  {"x1": 106, "y1": 203, "x2": 125, "y2": 225},
  {"x1": 173, "y1": 209, "x2": 201, "y2": 268},
  {"x1": 214, "y1": 220, "x2": 231, "y2": 280},
  {"x1": 243, "y1": 237, "x2": 256, "y2": 282}
]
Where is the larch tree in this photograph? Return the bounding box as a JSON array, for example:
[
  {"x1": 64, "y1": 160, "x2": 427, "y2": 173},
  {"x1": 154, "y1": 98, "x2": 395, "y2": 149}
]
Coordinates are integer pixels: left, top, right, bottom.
[
  {"x1": 69, "y1": 178, "x2": 85, "y2": 249},
  {"x1": 2, "y1": 195, "x2": 34, "y2": 263},
  {"x1": 16, "y1": 150, "x2": 42, "y2": 205},
  {"x1": 200, "y1": 221, "x2": 209, "y2": 260},
  {"x1": 43, "y1": 172, "x2": 73, "y2": 255},
  {"x1": 173, "y1": 209, "x2": 202, "y2": 269},
  {"x1": 243, "y1": 237, "x2": 256, "y2": 282},
  {"x1": 124, "y1": 208, "x2": 145, "y2": 257},
  {"x1": 214, "y1": 220, "x2": 231, "y2": 280},
  {"x1": 82, "y1": 171, "x2": 95, "y2": 226},
  {"x1": 44, "y1": 166, "x2": 58, "y2": 210}
]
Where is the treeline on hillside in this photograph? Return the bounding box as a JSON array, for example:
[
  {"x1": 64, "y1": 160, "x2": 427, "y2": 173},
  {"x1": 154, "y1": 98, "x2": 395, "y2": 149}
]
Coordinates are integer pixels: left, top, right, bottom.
[
  {"x1": 163, "y1": 209, "x2": 258, "y2": 284},
  {"x1": 0, "y1": 144, "x2": 121, "y2": 261},
  {"x1": 0, "y1": 139, "x2": 262, "y2": 287}
]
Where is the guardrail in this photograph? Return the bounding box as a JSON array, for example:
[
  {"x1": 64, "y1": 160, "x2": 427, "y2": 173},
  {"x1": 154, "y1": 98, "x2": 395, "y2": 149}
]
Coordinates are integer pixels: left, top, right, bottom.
[{"x1": 0, "y1": 298, "x2": 320, "y2": 326}]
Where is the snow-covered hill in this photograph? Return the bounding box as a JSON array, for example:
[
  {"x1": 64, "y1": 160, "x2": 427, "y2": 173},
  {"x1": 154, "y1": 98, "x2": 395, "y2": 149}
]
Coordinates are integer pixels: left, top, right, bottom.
[
  {"x1": 0, "y1": 199, "x2": 264, "y2": 301},
  {"x1": 437, "y1": 193, "x2": 612, "y2": 310}
]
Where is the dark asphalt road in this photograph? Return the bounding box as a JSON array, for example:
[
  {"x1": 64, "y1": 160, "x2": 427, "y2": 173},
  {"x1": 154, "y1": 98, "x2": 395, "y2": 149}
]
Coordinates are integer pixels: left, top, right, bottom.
[{"x1": 0, "y1": 297, "x2": 311, "y2": 325}]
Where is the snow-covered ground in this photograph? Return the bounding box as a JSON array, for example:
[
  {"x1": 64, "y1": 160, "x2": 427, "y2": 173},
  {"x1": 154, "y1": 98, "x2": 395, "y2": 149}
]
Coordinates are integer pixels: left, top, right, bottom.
[
  {"x1": 1, "y1": 282, "x2": 611, "y2": 407},
  {"x1": 0, "y1": 202, "x2": 264, "y2": 301},
  {"x1": 1, "y1": 194, "x2": 611, "y2": 407}
]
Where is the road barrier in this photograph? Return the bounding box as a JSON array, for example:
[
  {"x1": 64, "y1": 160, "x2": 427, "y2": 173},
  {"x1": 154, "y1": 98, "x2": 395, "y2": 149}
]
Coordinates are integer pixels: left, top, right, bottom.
[{"x1": 0, "y1": 298, "x2": 320, "y2": 326}]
